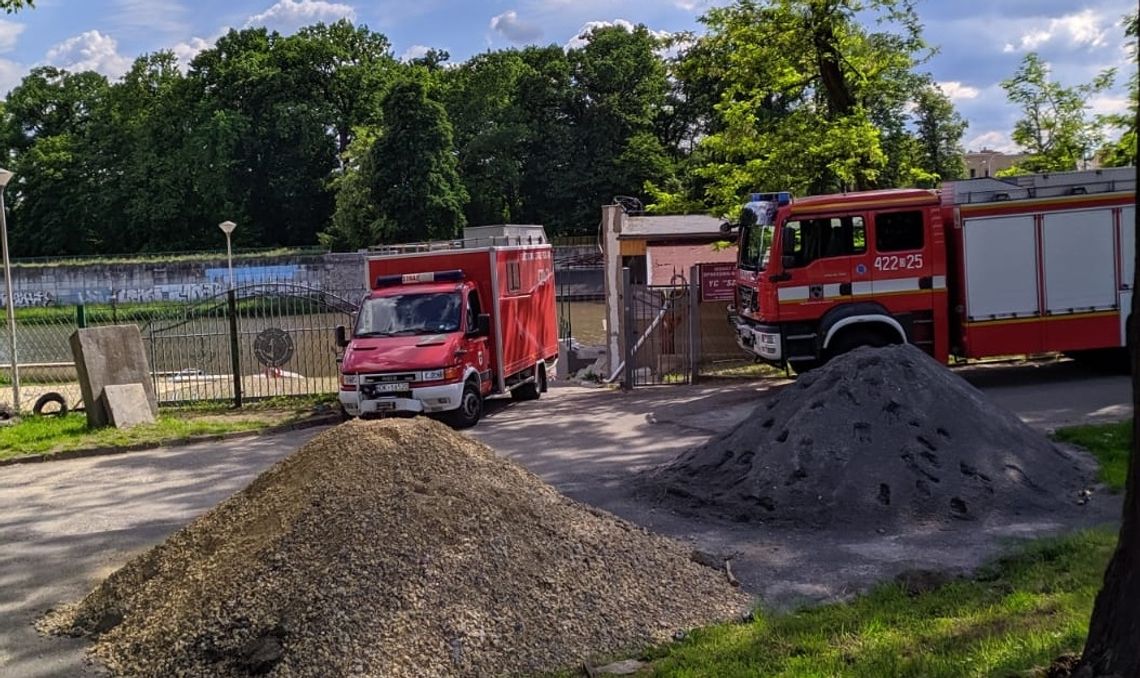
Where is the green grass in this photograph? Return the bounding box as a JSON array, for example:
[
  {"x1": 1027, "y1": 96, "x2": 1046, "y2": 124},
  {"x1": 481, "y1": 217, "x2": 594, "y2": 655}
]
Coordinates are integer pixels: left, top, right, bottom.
[
  {"x1": 649, "y1": 530, "x2": 1114, "y2": 678},
  {"x1": 0, "y1": 411, "x2": 299, "y2": 460},
  {"x1": 641, "y1": 420, "x2": 1133, "y2": 678},
  {"x1": 1054, "y1": 420, "x2": 1131, "y2": 492}
]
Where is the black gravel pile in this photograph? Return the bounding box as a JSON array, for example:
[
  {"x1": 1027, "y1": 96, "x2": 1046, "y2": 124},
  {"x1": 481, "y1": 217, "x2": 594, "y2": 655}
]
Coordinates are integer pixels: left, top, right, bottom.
[{"x1": 643, "y1": 345, "x2": 1098, "y2": 529}]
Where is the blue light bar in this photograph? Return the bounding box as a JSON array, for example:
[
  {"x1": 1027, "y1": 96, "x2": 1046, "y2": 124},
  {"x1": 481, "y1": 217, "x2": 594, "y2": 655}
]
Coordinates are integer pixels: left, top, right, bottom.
[
  {"x1": 374, "y1": 269, "x2": 465, "y2": 288},
  {"x1": 748, "y1": 191, "x2": 792, "y2": 206}
]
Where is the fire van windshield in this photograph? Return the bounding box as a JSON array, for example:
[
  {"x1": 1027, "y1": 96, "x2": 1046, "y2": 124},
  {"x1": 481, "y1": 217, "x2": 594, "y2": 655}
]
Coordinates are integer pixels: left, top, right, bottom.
[{"x1": 355, "y1": 292, "x2": 463, "y2": 336}]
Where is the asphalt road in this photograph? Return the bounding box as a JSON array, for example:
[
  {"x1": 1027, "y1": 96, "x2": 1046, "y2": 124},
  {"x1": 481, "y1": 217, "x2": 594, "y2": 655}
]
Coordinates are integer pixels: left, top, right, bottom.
[{"x1": 0, "y1": 360, "x2": 1130, "y2": 678}]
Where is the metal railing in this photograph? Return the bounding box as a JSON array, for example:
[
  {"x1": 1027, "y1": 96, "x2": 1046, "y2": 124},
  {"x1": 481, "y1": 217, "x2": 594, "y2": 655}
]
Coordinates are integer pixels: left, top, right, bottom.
[{"x1": 0, "y1": 282, "x2": 364, "y2": 413}]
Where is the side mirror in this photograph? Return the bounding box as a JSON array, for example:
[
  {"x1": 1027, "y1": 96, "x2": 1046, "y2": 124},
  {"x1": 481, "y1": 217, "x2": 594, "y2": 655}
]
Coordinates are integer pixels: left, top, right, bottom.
[
  {"x1": 476, "y1": 313, "x2": 492, "y2": 337},
  {"x1": 781, "y1": 225, "x2": 796, "y2": 256},
  {"x1": 335, "y1": 325, "x2": 349, "y2": 348}
]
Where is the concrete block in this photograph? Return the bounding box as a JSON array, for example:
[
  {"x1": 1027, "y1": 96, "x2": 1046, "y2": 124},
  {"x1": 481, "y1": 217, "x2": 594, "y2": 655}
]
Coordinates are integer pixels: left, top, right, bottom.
[
  {"x1": 70, "y1": 325, "x2": 158, "y2": 428},
  {"x1": 102, "y1": 383, "x2": 156, "y2": 429}
]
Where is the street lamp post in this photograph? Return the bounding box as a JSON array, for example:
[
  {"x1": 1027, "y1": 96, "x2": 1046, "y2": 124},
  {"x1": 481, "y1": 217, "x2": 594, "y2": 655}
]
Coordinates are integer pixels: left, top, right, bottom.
[
  {"x1": 218, "y1": 221, "x2": 237, "y2": 290},
  {"x1": 0, "y1": 168, "x2": 17, "y2": 413}
]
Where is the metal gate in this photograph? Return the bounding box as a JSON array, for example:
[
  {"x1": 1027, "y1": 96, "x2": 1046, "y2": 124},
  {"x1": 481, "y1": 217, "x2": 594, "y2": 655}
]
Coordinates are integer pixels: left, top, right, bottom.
[
  {"x1": 621, "y1": 270, "x2": 694, "y2": 387},
  {"x1": 144, "y1": 283, "x2": 360, "y2": 405}
]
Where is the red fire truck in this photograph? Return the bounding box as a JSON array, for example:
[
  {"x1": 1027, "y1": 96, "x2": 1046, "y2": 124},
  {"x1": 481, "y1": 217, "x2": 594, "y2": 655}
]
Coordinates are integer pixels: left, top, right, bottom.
[
  {"x1": 728, "y1": 167, "x2": 1136, "y2": 371},
  {"x1": 336, "y1": 226, "x2": 559, "y2": 428}
]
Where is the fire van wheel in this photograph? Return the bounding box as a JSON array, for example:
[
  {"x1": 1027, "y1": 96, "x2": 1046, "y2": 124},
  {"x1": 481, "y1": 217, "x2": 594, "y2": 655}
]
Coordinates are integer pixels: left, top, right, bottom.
[
  {"x1": 446, "y1": 380, "x2": 483, "y2": 429},
  {"x1": 512, "y1": 366, "x2": 545, "y2": 402}
]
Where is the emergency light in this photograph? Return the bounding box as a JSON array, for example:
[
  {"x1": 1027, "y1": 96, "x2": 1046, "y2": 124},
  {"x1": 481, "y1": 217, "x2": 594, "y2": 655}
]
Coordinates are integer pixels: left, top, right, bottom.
[
  {"x1": 748, "y1": 191, "x2": 792, "y2": 206},
  {"x1": 375, "y1": 269, "x2": 465, "y2": 288}
]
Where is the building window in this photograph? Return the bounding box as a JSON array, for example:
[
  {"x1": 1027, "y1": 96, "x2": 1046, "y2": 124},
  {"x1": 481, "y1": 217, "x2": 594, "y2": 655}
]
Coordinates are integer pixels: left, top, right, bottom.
[
  {"x1": 969, "y1": 168, "x2": 977, "y2": 178},
  {"x1": 875, "y1": 211, "x2": 925, "y2": 252}
]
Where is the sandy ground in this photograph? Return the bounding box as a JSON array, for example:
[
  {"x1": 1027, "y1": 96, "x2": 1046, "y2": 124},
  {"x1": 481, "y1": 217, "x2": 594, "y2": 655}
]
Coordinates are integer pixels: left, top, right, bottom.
[{"x1": 0, "y1": 359, "x2": 1130, "y2": 677}]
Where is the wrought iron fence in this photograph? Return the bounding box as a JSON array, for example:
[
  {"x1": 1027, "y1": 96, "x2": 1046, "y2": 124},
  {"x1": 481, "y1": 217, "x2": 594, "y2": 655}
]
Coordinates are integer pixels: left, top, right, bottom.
[
  {"x1": 620, "y1": 271, "x2": 694, "y2": 387},
  {"x1": 0, "y1": 282, "x2": 364, "y2": 414}
]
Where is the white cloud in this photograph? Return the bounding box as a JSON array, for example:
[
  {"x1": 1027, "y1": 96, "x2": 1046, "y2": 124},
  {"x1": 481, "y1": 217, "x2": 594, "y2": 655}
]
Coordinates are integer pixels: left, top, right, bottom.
[
  {"x1": 0, "y1": 20, "x2": 25, "y2": 53},
  {"x1": 1088, "y1": 94, "x2": 1130, "y2": 116},
  {"x1": 937, "y1": 80, "x2": 980, "y2": 101},
  {"x1": 246, "y1": 0, "x2": 355, "y2": 34},
  {"x1": 171, "y1": 35, "x2": 216, "y2": 70},
  {"x1": 401, "y1": 44, "x2": 431, "y2": 61},
  {"x1": 566, "y1": 19, "x2": 671, "y2": 49},
  {"x1": 1002, "y1": 9, "x2": 1109, "y2": 53},
  {"x1": 0, "y1": 57, "x2": 24, "y2": 94},
  {"x1": 113, "y1": 0, "x2": 189, "y2": 37},
  {"x1": 45, "y1": 31, "x2": 131, "y2": 78},
  {"x1": 490, "y1": 10, "x2": 543, "y2": 44},
  {"x1": 966, "y1": 130, "x2": 1019, "y2": 154}
]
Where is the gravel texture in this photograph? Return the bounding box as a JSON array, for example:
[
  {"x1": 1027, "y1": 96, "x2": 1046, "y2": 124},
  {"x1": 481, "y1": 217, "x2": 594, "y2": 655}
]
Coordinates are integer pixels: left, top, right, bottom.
[
  {"x1": 641, "y1": 345, "x2": 1100, "y2": 530},
  {"x1": 40, "y1": 418, "x2": 748, "y2": 677}
]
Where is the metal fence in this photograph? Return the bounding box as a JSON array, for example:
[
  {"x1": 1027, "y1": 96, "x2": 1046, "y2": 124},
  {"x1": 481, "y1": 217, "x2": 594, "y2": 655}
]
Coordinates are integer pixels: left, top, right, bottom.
[
  {"x1": 0, "y1": 282, "x2": 365, "y2": 414},
  {"x1": 620, "y1": 270, "x2": 694, "y2": 387}
]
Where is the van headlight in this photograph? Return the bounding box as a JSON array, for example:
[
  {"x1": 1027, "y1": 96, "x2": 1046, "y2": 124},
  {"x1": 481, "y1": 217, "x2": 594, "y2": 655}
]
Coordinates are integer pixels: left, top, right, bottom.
[
  {"x1": 421, "y1": 369, "x2": 445, "y2": 381},
  {"x1": 342, "y1": 373, "x2": 359, "y2": 386}
]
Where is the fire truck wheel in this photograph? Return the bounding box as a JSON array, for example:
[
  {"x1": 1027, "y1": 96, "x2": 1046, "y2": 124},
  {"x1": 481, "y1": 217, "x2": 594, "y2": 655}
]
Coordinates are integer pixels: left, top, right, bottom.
[
  {"x1": 446, "y1": 380, "x2": 483, "y2": 429},
  {"x1": 827, "y1": 327, "x2": 894, "y2": 359}
]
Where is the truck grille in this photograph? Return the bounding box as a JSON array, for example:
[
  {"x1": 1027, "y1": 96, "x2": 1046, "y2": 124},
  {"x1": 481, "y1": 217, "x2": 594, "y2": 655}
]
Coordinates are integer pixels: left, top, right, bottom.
[
  {"x1": 737, "y1": 285, "x2": 757, "y2": 313},
  {"x1": 362, "y1": 373, "x2": 417, "y2": 384}
]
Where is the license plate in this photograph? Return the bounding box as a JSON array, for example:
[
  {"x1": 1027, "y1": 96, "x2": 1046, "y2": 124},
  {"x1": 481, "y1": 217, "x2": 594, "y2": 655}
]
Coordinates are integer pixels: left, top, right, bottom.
[{"x1": 373, "y1": 382, "x2": 409, "y2": 393}]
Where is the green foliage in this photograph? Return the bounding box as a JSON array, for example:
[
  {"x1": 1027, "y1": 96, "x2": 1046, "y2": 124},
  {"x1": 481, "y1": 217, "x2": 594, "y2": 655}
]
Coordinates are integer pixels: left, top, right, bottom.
[
  {"x1": 1054, "y1": 420, "x2": 1132, "y2": 492},
  {"x1": 1000, "y1": 52, "x2": 1115, "y2": 174},
  {"x1": 0, "y1": 0, "x2": 31, "y2": 12},
  {"x1": 1097, "y1": 11, "x2": 1138, "y2": 167},
  {"x1": 664, "y1": 0, "x2": 936, "y2": 216},
  {"x1": 649, "y1": 529, "x2": 1116, "y2": 677},
  {"x1": 368, "y1": 77, "x2": 468, "y2": 242},
  {"x1": 912, "y1": 84, "x2": 967, "y2": 183}
]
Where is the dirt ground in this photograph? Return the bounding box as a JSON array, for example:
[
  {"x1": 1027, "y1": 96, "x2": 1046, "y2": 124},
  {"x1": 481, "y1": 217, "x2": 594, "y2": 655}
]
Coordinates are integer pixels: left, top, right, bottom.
[
  {"x1": 0, "y1": 358, "x2": 1130, "y2": 677},
  {"x1": 471, "y1": 359, "x2": 1129, "y2": 611}
]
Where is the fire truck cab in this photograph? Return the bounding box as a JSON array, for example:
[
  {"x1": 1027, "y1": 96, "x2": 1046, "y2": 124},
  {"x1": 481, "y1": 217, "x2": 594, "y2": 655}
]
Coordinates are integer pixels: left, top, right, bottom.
[{"x1": 730, "y1": 167, "x2": 1136, "y2": 371}]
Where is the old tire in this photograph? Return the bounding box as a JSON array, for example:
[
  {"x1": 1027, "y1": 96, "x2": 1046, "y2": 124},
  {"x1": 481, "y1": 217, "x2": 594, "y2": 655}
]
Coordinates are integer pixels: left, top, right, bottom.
[
  {"x1": 33, "y1": 392, "x2": 68, "y2": 417},
  {"x1": 446, "y1": 380, "x2": 483, "y2": 429}
]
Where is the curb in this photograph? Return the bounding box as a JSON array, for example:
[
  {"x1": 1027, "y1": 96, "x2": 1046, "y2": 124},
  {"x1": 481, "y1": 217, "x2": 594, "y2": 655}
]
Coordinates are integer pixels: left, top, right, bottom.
[{"x1": 0, "y1": 413, "x2": 343, "y2": 468}]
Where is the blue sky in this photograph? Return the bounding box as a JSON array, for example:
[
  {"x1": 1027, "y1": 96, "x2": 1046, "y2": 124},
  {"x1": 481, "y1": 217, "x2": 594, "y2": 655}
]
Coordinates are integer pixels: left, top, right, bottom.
[{"x1": 1, "y1": 0, "x2": 1135, "y2": 152}]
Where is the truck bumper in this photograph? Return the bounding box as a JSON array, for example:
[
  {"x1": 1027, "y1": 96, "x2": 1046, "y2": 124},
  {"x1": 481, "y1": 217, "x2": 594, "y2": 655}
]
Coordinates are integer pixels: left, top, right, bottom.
[
  {"x1": 730, "y1": 315, "x2": 783, "y2": 362},
  {"x1": 339, "y1": 381, "x2": 467, "y2": 417}
]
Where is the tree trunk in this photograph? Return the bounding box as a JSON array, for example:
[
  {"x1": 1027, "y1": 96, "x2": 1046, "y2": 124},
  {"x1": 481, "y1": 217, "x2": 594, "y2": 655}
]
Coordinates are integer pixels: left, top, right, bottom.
[{"x1": 1077, "y1": 202, "x2": 1140, "y2": 677}]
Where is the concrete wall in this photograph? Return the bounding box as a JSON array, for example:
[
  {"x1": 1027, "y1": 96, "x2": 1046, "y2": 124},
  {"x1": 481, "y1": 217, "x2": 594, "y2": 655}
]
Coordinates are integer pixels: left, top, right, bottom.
[
  {"x1": 4, "y1": 253, "x2": 369, "y2": 307},
  {"x1": 3, "y1": 251, "x2": 603, "y2": 308}
]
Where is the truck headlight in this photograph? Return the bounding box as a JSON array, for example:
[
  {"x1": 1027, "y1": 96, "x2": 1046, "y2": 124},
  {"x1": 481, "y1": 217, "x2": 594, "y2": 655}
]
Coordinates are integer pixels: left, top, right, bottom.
[
  {"x1": 342, "y1": 373, "x2": 359, "y2": 386},
  {"x1": 421, "y1": 369, "x2": 445, "y2": 381}
]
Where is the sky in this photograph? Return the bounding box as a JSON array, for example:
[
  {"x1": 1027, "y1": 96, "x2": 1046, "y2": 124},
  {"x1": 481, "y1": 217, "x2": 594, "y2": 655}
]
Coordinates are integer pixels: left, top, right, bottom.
[{"x1": 0, "y1": 0, "x2": 1135, "y2": 153}]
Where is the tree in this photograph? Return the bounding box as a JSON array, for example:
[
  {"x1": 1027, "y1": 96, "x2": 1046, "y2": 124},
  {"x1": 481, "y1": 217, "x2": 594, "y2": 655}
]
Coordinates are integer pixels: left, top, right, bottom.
[
  {"x1": 665, "y1": 0, "x2": 932, "y2": 216},
  {"x1": 1001, "y1": 53, "x2": 1114, "y2": 174},
  {"x1": 566, "y1": 24, "x2": 673, "y2": 231},
  {"x1": 1097, "y1": 11, "x2": 1138, "y2": 168},
  {"x1": 320, "y1": 128, "x2": 385, "y2": 250},
  {"x1": 911, "y1": 84, "x2": 967, "y2": 183},
  {"x1": 1076, "y1": 44, "x2": 1140, "y2": 676},
  {"x1": 0, "y1": 0, "x2": 32, "y2": 12},
  {"x1": 368, "y1": 77, "x2": 467, "y2": 242}
]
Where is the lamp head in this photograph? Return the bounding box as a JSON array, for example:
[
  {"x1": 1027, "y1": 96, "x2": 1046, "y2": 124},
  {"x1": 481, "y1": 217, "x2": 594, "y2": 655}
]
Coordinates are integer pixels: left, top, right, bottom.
[
  {"x1": 218, "y1": 220, "x2": 236, "y2": 235},
  {"x1": 0, "y1": 168, "x2": 14, "y2": 189}
]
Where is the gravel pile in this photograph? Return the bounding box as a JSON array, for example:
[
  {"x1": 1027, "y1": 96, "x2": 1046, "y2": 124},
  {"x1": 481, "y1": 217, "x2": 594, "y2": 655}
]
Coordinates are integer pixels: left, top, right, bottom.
[
  {"x1": 642, "y1": 345, "x2": 1098, "y2": 529},
  {"x1": 41, "y1": 418, "x2": 748, "y2": 677}
]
